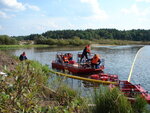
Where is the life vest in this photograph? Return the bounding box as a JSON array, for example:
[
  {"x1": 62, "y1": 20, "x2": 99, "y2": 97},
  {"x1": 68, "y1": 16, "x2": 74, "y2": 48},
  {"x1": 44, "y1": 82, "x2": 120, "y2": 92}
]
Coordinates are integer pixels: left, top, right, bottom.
[
  {"x1": 86, "y1": 45, "x2": 90, "y2": 53},
  {"x1": 63, "y1": 56, "x2": 69, "y2": 63},
  {"x1": 91, "y1": 56, "x2": 99, "y2": 64}
]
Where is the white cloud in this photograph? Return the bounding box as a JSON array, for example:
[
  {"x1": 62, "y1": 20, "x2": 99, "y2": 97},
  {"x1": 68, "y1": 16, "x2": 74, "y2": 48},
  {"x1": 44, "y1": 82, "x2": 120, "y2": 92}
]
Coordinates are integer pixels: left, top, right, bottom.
[
  {"x1": 121, "y1": 4, "x2": 150, "y2": 16},
  {"x1": 0, "y1": 0, "x2": 26, "y2": 11},
  {"x1": 25, "y1": 4, "x2": 40, "y2": 11},
  {"x1": 136, "y1": 0, "x2": 150, "y2": 2},
  {"x1": 0, "y1": 0, "x2": 40, "y2": 11},
  {"x1": 23, "y1": 17, "x2": 68, "y2": 32},
  {"x1": 0, "y1": 11, "x2": 9, "y2": 18},
  {"x1": 0, "y1": 10, "x2": 16, "y2": 18},
  {"x1": 121, "y1": 4, "x2": 139, "y2": 15},
  {"x1": 80, "y1": 0, "x2": 108, "y2": 20}
]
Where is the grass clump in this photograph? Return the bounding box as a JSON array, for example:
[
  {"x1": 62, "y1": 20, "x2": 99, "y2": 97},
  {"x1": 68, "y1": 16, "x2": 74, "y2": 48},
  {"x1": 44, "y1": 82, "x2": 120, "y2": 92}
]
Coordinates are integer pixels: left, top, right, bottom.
[
  {"x1": 132, "y1": 96, "x2": 149, "y2": 113},
  {"x1": 91, "y1": 87, "x2": 132, "y2": 113},
  {"x1": 91, "y1": 86, "x2": 150, "y2": 113}
]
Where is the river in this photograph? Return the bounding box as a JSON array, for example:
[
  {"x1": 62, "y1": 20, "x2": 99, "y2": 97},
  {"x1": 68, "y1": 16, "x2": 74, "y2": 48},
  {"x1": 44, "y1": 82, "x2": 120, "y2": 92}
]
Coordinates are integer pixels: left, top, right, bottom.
[{"x1": 4, "y1": 45, "x2": 150, "y2": 94}]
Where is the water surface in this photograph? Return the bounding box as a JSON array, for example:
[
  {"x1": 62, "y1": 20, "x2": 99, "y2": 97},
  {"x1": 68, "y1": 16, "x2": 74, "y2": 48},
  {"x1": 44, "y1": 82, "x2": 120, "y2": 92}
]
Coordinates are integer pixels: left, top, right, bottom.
[{"x1": 6, "y1": 45, "x2": 150, "y2": 93}]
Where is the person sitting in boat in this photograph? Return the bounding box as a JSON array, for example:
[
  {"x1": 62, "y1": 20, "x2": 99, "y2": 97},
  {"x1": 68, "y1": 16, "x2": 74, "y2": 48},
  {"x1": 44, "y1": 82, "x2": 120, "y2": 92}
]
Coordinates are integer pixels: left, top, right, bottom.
[
  {"x1": 91, "y1": 54, "x2": 101, "y2": 69},
  {"x1": 66, "y1": 53, "x2": 76, "y2": 64},
  {"x1": 19, "y1": 52, "x2": 27, "y2": 61},
  {"x1": 80, "y1": 44, "x2": 91, "y2": 63},
  {"x1": 68, "y1": 53, "x2": 73, "y2": 61},
  {"x1": 56, "y1": 54, "x2": 63, "y2": 63},
  {"x1": 63, "y1": 54, "x2": 69, "y2": 63}
]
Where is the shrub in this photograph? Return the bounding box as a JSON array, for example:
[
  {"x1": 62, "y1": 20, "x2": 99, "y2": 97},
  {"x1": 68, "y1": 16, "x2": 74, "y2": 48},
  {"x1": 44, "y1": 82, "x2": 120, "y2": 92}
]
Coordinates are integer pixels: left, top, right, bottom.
[{"x1": 0, "y1": 60, "x2": 49, "y2": 112}]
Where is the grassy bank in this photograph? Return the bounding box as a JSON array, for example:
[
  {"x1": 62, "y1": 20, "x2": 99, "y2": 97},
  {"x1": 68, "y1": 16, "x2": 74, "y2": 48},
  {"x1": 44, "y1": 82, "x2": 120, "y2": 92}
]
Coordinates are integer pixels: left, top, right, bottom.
[
  {"x1": 92, "y1": 39, "x2": 150, "y2": 45},
  {"x1": 0, "y1": 44, "x2": 85, "y2": 50},
  {"x1": 35, "y1": 38, "x2": 150, "y2": 46},
  {"x1": 0, "y1": 44, "x2": 50, "y2": 49},
  {"x1": 1, "y1": 39, "x2": 150, "y2": 50}
]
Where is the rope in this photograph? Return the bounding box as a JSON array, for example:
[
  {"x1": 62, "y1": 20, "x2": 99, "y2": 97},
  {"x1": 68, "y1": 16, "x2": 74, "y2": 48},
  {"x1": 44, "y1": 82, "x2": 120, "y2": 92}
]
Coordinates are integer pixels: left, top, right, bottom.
[
  {"x1": 128, "y1": 46, "x2": 144, "y2": 82},
  {"x1": 49, "y1": 70, "x2": 117, "y2": 85}
]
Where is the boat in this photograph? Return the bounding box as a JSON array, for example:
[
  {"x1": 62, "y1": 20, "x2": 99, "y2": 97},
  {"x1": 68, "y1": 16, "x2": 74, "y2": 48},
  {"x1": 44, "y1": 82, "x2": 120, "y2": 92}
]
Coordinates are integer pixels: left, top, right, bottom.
[
  {"x1": 118, "y1": 81, "x2": 150, "y2": 104},
  {"x1": 109, "y1": 80, "x2": 150, "y2": 104},
  {"x1": 52, "y1": 52, "x2": 104, "y2": 75}
]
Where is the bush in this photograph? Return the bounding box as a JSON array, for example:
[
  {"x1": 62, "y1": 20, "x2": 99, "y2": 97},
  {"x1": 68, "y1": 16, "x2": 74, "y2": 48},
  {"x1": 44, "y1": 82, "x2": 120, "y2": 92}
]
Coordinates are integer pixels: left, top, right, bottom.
[{"x1": 0, "y1": 60, "x2": 49, "y2": 112}]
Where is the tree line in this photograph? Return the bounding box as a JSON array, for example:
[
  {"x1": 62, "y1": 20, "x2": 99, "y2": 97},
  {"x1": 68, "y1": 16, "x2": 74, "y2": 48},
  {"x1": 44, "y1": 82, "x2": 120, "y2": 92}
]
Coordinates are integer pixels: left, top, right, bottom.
[
  {"x1": 1, "y1": 29, "x2": 150, "y2": 45},
  {"x1": 0, "y1": 35, "x2": 18, "y2": 45},
  {"x1": 12, "y1": 29, "x2": 150, "y2": 41}
]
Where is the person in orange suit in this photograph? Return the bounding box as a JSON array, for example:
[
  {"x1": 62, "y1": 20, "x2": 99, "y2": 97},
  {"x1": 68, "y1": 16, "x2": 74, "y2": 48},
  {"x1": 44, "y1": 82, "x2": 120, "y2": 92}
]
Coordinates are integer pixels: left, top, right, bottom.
[
  {"x1": 91, "y1": 54, "x2": 101, "y2": 69},
  {"x1": 80, "y1": 44, "x2": 91, "y2": 63}
]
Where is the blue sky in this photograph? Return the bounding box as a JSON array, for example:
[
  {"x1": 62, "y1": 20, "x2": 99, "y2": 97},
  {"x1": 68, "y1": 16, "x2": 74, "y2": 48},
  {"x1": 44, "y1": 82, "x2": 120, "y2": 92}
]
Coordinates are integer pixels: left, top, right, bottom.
[{"x1": 0, "y1": 0, "x2": 150, "y2": 36}]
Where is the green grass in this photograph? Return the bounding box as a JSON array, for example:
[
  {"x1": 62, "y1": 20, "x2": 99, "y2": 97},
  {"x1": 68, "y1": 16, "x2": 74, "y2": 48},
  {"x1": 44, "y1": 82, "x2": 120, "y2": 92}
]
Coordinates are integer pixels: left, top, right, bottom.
[
  {"x1": 92, "y1": 39, "x2": 150, "y2": 45},
  {"x1": 1, "y1": 39, "x2": 150, "y2": 50},
  {"x1": 0, "y1": 44, "x2": 50, "y2": 49}
]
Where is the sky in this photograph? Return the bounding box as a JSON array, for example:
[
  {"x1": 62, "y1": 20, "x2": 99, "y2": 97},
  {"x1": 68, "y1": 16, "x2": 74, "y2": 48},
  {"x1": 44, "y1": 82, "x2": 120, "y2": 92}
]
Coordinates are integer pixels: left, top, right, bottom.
[{"x1": 0, "y1": 0, "x2": 150, "y2": 36}]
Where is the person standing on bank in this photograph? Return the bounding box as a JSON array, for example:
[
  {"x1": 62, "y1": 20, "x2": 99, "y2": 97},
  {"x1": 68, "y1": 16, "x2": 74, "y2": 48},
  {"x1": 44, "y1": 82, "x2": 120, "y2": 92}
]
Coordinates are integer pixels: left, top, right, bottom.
[
  {"x1": 80, "y1": 44, "x2": 91, "y2": 63},
  {"x1": 19, "y1": 52, "x2": 27, "y2": 61}
]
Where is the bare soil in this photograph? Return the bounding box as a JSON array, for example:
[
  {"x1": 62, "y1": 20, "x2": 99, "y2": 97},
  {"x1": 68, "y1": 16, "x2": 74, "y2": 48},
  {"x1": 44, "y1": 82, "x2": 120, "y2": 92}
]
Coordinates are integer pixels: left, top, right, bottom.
[{"x1": 0, "y1": 51, "x2": 18, "y2": 71}]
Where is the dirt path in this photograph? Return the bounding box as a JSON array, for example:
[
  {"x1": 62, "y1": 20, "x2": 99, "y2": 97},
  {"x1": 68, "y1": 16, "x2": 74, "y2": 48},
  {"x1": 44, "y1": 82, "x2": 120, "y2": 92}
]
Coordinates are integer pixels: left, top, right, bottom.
[{"x1": 0, "y1": 51, "x2": 18, "y2": 71}]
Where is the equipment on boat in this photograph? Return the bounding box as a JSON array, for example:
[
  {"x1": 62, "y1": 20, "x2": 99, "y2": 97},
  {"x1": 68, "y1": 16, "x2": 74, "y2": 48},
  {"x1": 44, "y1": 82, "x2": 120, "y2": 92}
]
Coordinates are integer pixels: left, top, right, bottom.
[{"x1": 89, "y1": 73, "x2": 119, "y2": 82}]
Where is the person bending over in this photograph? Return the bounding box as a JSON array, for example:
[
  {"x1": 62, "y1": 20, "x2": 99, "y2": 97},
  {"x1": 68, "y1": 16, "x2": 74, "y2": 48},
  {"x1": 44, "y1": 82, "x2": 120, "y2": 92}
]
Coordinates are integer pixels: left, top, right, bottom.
[
  {"x1": 80, "y1": 44, "x2": 91, "y2": 63},
  {"x1": 19, "y1": 52, "x2": 27, "y2": 61}
]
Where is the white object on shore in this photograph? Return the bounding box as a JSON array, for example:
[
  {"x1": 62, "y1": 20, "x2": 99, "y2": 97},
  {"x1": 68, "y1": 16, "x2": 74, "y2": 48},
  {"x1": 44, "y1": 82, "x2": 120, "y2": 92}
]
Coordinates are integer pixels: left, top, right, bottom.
[{"x1": 0, "y1": 72, "x2": 8, "y2": 76}]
